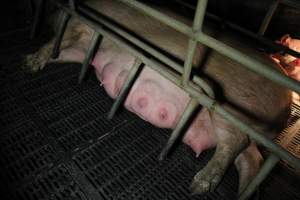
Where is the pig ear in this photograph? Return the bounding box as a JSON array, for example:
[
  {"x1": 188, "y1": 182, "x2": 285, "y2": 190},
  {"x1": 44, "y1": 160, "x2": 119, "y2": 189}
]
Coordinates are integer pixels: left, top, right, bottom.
[{"x1": 280, "y1": 34, "x2": 291, "y2": 46}]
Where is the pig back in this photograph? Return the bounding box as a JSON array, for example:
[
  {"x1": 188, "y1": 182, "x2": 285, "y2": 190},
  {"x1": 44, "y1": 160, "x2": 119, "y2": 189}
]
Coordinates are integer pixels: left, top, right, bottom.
[{"x1": 202, "y1": 40, "x2": 292, "y2": 134}]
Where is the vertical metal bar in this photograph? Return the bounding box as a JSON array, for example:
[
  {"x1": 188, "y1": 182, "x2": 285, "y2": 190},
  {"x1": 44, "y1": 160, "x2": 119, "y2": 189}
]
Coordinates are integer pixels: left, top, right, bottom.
[
  {"x1": 239, "y1": 154, "x2": 280, "y2": 200},
  {"x1": 107, "y1": 59, "x2": 143, "y2": 120},
  {"x1": 182, "y1": 0, "x2": 208, "y2": 86},
  {"x1": 159, "y1": 98, "x2": 199, "y2": 160},
  {"x1": 30, "y1": 0, "x2": 45, "y2": 39},
  {"x1": 78, "y1": 31, "x2": 103, "y2": 84},
  {"x1": 69, "y1": 0, "x2": 77, "y2": 11},
  {"x1": 258, "y1": 0, "x2": 280, "y2": 35},
  {"x1": 51, "y1": 11, "x2": 71, "y2": 59}
]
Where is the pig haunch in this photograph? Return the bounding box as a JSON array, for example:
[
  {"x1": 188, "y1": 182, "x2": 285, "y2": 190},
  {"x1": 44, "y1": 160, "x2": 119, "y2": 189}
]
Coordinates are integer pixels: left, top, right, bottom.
[{"x1": 25, "y1": 0, "x2": 293, "y2": 195}]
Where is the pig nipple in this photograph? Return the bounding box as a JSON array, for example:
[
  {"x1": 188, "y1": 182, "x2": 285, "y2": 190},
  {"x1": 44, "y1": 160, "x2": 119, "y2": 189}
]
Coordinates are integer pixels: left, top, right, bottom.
[
  {"x1": 158, "y1": 108, "x2": 168, "y2": 121},
  {"x1": 137, "y1": 97, "x2": 148, "y2": 108}
]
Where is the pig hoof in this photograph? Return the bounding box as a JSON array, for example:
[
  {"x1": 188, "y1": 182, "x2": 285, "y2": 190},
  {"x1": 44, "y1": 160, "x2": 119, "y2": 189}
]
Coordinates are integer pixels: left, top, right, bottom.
[
  {"x1": 25, "y1": 53, "x2": 49, "y2": 72},
  {"x1": 190, "y1": 164, "x2": 223, "y2": 195}
]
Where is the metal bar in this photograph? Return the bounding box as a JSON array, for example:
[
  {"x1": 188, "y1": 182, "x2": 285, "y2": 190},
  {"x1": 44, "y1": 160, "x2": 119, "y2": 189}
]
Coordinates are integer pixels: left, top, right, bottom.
[
  {"x1": 173, "y1": 0, "x2": 300, "y2": 58},
  {"x1": 56, "y1": 0, "x2": 300, "y2": 171},
  {"x1": 239, "y1": 154, "x2": 280, "y2": 200},
  {"x1": 117, "y1": 0, "x2": 192, "y2": 36},
  {"x1": 30, "y1": 0, "x2": 45, "y2": 39},
  {"x1": 118, "y1": 0, "x2": 300, "y2": 94},
  {"x1": 51, "y1": 10, "x2": 71, "y2": 59},
  {"x1": 206, "y1": 12, "x2": 300, "y2": 58},
  {"x1": 281, "y1": 0, "x2": 300, "y2": 9},
  {"x1": 258, "y1": 0, "x2": 280, "y2": 35},
  {"x1": 77, "y1": 4, "x2": 215, "y2": 98},
  {"x1": 107, "y1": 59, "x2": 143, "y2": 120},
  {"x1": 78, "y1": 31, "x2": 102, "y2": 83},
  {"x1": 211, "y1": 103, "x2": 300, "y2": 169},
  {"x1": 69, "y1": 0, "x2": 76, "y2": 10},
  {"x1": 196, "y1": 33, "x2": 300, "y2": 94},
  {"x1": 182, "y1": 0, "x2": 208, "y2": 86},
  {"x1": 159, "y1": 98, "x2": 199, "y2": 161}
]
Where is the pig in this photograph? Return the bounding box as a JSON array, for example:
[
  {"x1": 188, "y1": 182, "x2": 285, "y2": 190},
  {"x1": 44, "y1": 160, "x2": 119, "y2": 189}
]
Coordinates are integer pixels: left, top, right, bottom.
[
  {"x1": 271, "y1": 34, "x2": 300, "y2": 81},
  {"x1": 25, "y1": 0, "x2": 292, "y2": 195}
]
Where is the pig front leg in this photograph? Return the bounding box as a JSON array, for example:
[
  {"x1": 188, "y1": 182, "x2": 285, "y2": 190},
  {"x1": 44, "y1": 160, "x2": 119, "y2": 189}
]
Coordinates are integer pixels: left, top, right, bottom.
[
  {"x1": 26, "y1": 19, "x2": 90, "y2": 71},
  {"x1": 190, "y1": 112, "x2": 249, "y2": 194}
]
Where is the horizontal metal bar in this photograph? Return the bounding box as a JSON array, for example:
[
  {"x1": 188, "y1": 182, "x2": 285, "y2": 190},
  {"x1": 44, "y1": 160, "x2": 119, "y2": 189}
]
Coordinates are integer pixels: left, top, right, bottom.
[
  {"x1": 239, "y1": 154, "x2": 280, "y2": 200},
  {"x1": 281, "y1": 0, "x2": 300, "y2": 9},
  {"x1": 197, "y1": 33, "x2": 300, "y2": 94},
  {"x1": 206, "y1": 13, "x2": 300, "y2": 58},
  {"x1": 172, "y1": 0, "x2": 300, "y2": 58},
  {"x1": 117, "y1": 0, "x2": 192, "y2": 36},
  {"x1": 55, "y1": 2, "x2": 300, "y2": 171},
  {"x1": 118, "y1": 0, "x2": 300, "y2": 95}
]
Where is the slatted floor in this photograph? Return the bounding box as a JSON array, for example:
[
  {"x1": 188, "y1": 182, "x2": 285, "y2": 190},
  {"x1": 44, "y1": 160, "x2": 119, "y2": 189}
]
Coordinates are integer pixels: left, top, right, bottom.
[{"x1": 0, "y1": 35, "x2": 299, "y2": 200}]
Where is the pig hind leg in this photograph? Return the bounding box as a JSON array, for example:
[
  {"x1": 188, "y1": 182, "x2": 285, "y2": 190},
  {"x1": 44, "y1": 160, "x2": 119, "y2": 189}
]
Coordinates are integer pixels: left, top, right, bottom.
[
  {"x1": 234, "y1": 142, "x2": 263, "y2": 193},
  {"x1": 190, "y1": 112, "x2": 249, "y2": 194},
  {"x1": 26, "y1": 18, "x2": 87, "y2": 71}
]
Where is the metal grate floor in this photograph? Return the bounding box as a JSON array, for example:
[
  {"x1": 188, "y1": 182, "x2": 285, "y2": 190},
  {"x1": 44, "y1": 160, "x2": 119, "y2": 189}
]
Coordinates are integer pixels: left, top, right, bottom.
[{"x1": 0, "y1": 41, "x2": 299, "y2": 200}]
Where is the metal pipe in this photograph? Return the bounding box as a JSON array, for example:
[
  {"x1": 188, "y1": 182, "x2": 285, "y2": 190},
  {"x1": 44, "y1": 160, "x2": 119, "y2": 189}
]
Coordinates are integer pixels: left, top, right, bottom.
[
  {"x1": 107, "y1": 58, "x2": 143, "y2": 120},
  {"x1": 77, "y1": 4, "x2": 215, "y2": 98},
  {"x1": 158, "y1": 98, "x2": 199, "y2": 161},
  {"x1": 196, "y1": 33, "x2": 300, "y2": 94},
  {"x1": 212, "y1": 103, "x2": 300, "y2": 169},
  {"x1": 258, "y1": 0, "x2": 280, "y2": 35},
  {"x1": 281, "y1": 0, "x2": 300, "y2": 9},
  {"x1": 182, "y1": 0, "x2": 208, "y2": 86},
  {"x1": 78, "y1": 31, "x2": 102, "y2": 83},
  {"x1": 30, "y1": 0, "x2": 45, "y2": 39},
  {"x1": 206, "y1": 13, "x2": 300, "y2": 58},
  {"x1": 238, "y1": 154, "x2": 280, "y2": 200},
  {"x1": 118, "y1": 0, "x2": 300, "y2": 94},
  {"x1": 69, "y1": 0, "x2": 76, "y2": 10},
  {"x1": 172, "y1": 0, "x2": 300, "y2": 58},
  {"x1": 55, "y1": 0, "x2": 300, "y2": 171},
  {"x1": 117, "y1": 0, "x2": 192, "y2": 36},
  {"x1": 51, "y1": 10, "x2": 71, "y2": 59}
]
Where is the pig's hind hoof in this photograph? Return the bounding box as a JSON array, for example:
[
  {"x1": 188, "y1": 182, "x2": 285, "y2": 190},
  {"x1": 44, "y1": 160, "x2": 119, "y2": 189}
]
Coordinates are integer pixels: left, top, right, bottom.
[{"x1": 190, "y1": 163, "x2": 224, "y2": 195}]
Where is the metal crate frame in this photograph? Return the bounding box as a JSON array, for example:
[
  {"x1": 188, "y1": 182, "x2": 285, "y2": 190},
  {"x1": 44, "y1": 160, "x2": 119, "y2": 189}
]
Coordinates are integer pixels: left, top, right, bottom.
[{"x1": 31, "y1": 0, "x2": 300, "y2": 199}]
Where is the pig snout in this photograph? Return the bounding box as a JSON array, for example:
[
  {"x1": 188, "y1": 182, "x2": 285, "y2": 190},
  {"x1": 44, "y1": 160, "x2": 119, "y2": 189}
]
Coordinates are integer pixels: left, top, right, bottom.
[{"x1": 127, "y1": 80, "x2": 179, "y2": 128}]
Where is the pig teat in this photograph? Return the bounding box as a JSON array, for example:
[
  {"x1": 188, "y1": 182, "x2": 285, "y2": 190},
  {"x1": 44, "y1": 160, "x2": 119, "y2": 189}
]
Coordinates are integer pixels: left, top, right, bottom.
[
  {"x1": 129, "y1": 80, "x2": 179, "y2": 128},
  {"x1": 152, "y1": 101, "x2": 178, "y2": 128}
]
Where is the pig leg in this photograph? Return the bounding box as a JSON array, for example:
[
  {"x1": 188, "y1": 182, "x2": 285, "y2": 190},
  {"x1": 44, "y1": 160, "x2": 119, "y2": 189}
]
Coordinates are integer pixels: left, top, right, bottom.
[
  {"x1": 26, "y1": 18, "x2": 90, "y2": 71},
  {"x1": 190, "y1": 112, "x2": 249, "y2": 194},
  {"x1": 234, "y1": 142, "x2": 263, "y2": 193}
]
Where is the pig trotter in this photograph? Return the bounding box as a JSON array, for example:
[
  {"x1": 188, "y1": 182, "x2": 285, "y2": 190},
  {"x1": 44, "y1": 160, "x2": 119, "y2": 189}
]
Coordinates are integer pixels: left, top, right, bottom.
[
  {"x1": 25, "y1": 46, "x2": 53, "y2": 72},
  {"x1": 190, "y1": 160, "x2": 225, "y2": 194}
]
